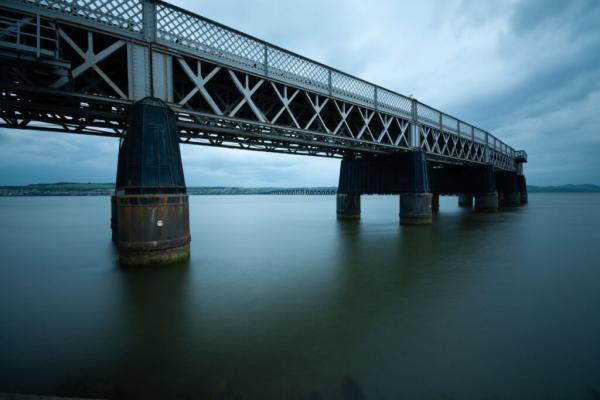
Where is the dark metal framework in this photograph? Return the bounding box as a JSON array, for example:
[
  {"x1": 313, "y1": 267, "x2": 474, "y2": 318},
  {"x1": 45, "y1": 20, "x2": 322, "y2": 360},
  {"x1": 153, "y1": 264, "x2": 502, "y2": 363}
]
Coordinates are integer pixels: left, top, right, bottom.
[{"x1": 0, "y1": 0, "x2": 520, "y2": 170}]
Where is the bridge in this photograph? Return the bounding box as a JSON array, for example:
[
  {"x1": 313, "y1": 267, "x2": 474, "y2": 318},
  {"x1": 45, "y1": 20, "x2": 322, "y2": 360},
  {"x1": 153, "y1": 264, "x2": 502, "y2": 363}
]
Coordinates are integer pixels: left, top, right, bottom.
[{"x1": 0, "y1": 0, "x2": 528, "y2": 266}]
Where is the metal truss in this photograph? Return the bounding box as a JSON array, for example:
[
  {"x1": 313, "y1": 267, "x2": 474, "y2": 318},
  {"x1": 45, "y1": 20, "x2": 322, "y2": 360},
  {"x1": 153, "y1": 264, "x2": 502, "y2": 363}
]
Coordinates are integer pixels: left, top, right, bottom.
[
  {"x1": 0, "y1": 0, "x2": 521, "y2": 171},
  {"x1": 170, "y1": 55, "x2": 412, "y2": 157},
  {"x1": 419, "y1": 125, "x2": 486, "y2": 164},
  {"x1": 173, "y1": 108, "x2": 388, "y2": 158},
  {"x1": 50, "y1": 28, "x2": 127, "y2": 99},
  {"x1": 0, "y1": 86, "x2": 128, "y2": 137}
]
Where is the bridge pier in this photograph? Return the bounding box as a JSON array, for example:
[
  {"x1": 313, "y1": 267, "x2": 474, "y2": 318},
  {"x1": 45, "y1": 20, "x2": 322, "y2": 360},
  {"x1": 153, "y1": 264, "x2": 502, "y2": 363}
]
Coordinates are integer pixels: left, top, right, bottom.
[
  {"x1": 475, "y1": 192, "x2": 499, "y2": 212},
  {"x1": 458, "y1": 194, "x2": 473, "y2": 208},
  {"x1": 496, "y1": 171, "x2": 521, "y2": 208},
  {"x1": 401, "y1": 193, "x2": 433, "y2": 224},
  {"x1": 431, "y1": 194, "x2": 440, "y2": 213},
  {"x1": 112, "y1": 98, "x2": 190, "y2": 267},
  {"x1": 399, "y1": 150, "x2": 432, "y2": 225},
  {"x1": 336, "y1": 193, "x2": 361, "y2": 219},
  {"x1": 474, "y1": 165, "x2": 499, "y2": 213},
  {"x1": 518, "y1": 175, "x2": 528, "y2": 204},
  {"x1": 336, "y1": 150, "x2": 432, "y2": 224},
  {"x1": 504, "y1": 192, "x2": 522, "y2": 207},
  {"x1": 428, "y1": 164, "x2": 498, "y2": 213}
]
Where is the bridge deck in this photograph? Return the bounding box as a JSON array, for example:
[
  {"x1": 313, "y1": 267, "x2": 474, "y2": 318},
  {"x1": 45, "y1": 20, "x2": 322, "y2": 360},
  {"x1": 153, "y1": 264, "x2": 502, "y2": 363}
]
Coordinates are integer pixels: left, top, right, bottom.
[{"x1": 0, "y1": 0, "x2": 519, "y2": 171}]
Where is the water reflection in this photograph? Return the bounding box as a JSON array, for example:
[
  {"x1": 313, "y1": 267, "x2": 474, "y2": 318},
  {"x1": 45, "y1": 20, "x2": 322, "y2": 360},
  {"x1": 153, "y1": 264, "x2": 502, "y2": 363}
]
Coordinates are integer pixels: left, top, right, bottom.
[
  {"x1": 112, "y1": 263, "x2": 192, "y2": 398},
  {"x1": 0, "y1": 195, "x2": 599, "y2": 399}
]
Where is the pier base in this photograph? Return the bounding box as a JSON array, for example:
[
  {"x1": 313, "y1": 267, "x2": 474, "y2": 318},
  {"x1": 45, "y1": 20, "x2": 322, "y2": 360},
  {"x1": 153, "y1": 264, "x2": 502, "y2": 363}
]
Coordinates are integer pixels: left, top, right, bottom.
[
  {"x1": 337, "y1": 193, "x2": 361, "y2": 219},
  {"x1": 113, "y1": 194, "x2": 190, "y2": 267},
  {"x1": 113, "y1": 97, "x2": 190, "y2": 267},
  {"x1": 518, "y1": 175, "x2": 528, "y2": 204},
  {"x1": 111, "y1": 195, "x2": 118, "y2": 242},
  {"x1": 400, "y1": 193, "x2": 433, "y2": 225},
  {"x1": 503, "y1": 192, "x2": 521, "y2": 207},
  {"x1": 475, "y1": 192, "x2": 499, "y2": 213},
  {"x1": 458, "y1": 193, "x2": 473, "y2": 208},
  {"x1": 432, "y1": 194, "x2": 440, "y2": 213}
]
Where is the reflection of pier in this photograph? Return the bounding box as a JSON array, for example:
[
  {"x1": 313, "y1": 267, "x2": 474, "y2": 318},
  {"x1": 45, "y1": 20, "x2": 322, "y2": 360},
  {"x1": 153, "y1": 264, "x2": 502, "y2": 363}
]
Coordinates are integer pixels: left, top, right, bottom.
[{"x1": 269, "y1": 188, "x2": 337, "y2": 195}]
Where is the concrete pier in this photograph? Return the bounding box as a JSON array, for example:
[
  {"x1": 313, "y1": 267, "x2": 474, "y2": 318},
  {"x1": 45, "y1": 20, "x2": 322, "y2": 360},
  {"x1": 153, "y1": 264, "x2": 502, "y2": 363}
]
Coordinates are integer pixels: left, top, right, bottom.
[
  {"x1": 503, "y1": 192, "x2": 522, "y2": 207},
  {"x1": 336, "y1": 193, "x2": 361, "y2": 219},
  {"x1": 475, "y1": 192, "x2": 499, "y2": 212},
  {"x1": 496, "y1": 170, "x2": 524, "y2": 208},
  {"x1": 518, "y1": 175, "x2": 528, "y2": 204},
  {"x1": 431, "y1": 194, "x2": 440, "y2": 213},
  {"x1": 473, "y1": 165, "x2": 499, "y2": 213},
  {"x1": 400, "y1": 193, "x2": 433, "y2": 224},
  {"x1": 336, "y1": 150, "x2": 432, "y2": 224},
  {"x1": 458, "y1": 194, "x2": 473, "y2": 208},
  {"x1": 112, "y1": 97, "x2": 190, "y2": 267},
  {"x1": 334, "y1": 150, "x2": 526, "y2": 221},
  {"x1": 399, "y1": 150, "x2": 432, "y2": 225},
  {"x1": 113, "y1": 194, "x2": 190, "y2": 265},
  {"x1": 110, "y1": 195, "x2": 118, "y2": 242}
]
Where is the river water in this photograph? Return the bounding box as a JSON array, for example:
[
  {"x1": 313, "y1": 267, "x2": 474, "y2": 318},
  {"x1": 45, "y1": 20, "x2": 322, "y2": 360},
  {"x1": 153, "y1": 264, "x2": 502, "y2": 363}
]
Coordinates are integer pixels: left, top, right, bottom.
[{"x1": 1, "y1": 194, "x2": 599, "y2": 399}]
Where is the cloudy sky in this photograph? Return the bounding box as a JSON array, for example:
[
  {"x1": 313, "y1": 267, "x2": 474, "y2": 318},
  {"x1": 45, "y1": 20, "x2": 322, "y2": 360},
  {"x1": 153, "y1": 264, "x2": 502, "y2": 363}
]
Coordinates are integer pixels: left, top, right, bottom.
[{"x1": 1, "y1": 0, "x2": 599, "y2": 186}]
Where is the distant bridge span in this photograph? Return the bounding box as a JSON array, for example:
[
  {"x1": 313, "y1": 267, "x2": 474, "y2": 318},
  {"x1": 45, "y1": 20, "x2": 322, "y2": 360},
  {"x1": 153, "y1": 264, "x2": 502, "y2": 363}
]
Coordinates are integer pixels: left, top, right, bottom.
[{"x1": 0, "y1": 0, "x2": 528, "y2": 266}]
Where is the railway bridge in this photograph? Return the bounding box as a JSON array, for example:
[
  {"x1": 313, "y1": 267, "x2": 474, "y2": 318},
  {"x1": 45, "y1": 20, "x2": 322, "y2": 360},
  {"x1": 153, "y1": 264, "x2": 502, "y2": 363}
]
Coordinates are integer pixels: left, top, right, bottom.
[{"x1": 0, "y1": 0, "x2": 528, "y2": 265}]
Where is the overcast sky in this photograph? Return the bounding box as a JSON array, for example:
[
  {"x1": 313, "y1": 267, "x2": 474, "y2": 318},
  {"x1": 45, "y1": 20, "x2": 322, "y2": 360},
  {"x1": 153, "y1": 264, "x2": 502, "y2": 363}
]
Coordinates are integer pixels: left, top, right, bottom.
[{"x1": 1, "y1": 0, "x2": 599, "y2": 186}]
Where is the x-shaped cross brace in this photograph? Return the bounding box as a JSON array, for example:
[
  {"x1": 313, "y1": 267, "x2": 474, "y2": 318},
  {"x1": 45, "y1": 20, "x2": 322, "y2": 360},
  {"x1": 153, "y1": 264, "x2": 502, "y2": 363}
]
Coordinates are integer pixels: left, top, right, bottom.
[
  {"x1": 333, "y1": 100, "x2": 354, "y2": 137},
  {"x1": 394, "y1": 118, "x2": 410, "y2": 146},
  {"x1": 356, "y1": 108, "x2": 374, "y2": 141},
  {"x1": 51, "y1": 29, "x2": 126, "y2": 99},
  {"x1": 177, "y1": 58, "x2": 222, "y2": 115},
  {"x1": 377, "y1": 114, "x2": 394, "y2": 144},
  {"x1": 228, "y1": 70, "x2": 265, "y2": 123},
  {"x1": 270, "y1": 82, "x2": 300, "y2": 128},
  {"x1": 305, "y1": 93, "x2": 329, "y2": 133}
]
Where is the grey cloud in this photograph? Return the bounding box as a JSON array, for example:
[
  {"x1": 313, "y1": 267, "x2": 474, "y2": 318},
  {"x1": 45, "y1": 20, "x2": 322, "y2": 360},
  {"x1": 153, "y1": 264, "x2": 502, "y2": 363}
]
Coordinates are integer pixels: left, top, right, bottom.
[
  {"x1": 180, "y1": 146, "x2": 339, "y2": 187},
  {"x1": 509, "y1": 0, "x2": 598, "y2": 37},
  {"x1": 0, "y1": 130, "x2": 118, "y2": 185}
]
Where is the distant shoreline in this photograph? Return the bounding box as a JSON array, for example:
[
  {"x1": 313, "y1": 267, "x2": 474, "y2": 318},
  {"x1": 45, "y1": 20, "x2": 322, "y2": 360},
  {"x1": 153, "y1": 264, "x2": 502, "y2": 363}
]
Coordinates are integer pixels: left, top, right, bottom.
[
  {"x1": 1, "y1": 183, "x2": 599, "y2": 196},
  {"x1": 527, "y1": 184, "x2": 600, "y2": 193}
]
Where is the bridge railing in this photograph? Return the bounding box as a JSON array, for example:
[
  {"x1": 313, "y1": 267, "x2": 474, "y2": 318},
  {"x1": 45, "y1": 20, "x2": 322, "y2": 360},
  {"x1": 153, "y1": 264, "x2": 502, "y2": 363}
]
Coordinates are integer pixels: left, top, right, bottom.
[
  {"x1": 0, "y1": 11, "x2": 59, "y2": 58},
  {"x1": 15, "y1": 0, "x2": 144, "y2": 33},
  {"x1": 9, "y1": 0, "x2": 517, "y2": 163}
]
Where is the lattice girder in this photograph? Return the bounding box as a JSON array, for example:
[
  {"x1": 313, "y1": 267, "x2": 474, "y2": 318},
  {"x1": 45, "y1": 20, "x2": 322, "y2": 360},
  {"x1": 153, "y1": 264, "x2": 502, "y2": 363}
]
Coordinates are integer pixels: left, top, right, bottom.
[{"x1": 0, "y1": 1, "x2": 520, "y2": 171}]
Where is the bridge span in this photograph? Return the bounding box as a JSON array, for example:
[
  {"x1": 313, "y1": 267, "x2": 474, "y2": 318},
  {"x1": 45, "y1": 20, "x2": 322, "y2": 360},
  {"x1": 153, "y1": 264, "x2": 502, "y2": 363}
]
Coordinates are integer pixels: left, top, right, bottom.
[{"x1": 0, "y1": 0, "x2": 528, "y2": 266}]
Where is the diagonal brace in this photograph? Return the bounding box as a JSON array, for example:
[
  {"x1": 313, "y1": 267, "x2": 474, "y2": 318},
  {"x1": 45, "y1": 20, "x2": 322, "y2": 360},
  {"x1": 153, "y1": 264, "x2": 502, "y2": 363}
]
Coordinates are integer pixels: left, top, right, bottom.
[
  {"x1": 228, "y1": 70, "x2": 266, "y2": 123},
  {"x1": 271, "y1": 82, "x2": 300, "y2": 128},
  {"x1": 51, "y1": 29, "x2": 126, "y2": 99},
  {"x1": 178, "y1": 58, "x2": 222, "y2": 115}
]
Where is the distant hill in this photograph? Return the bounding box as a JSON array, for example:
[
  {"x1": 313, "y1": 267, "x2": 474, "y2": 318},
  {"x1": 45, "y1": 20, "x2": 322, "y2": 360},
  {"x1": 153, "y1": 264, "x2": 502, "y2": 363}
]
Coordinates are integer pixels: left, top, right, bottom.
[
  {"x1": 0, "y1": 183, "x2": 336, "y2": 196},
  {"x1": 0, "y1": 183, "x2": 115, "y2": 196},
  {"x1": 527, "y1": 184, "x2": 600, "y2": 193},
  {"x1": 1, "y1": 183, "x2": 599, "y2": 196}
]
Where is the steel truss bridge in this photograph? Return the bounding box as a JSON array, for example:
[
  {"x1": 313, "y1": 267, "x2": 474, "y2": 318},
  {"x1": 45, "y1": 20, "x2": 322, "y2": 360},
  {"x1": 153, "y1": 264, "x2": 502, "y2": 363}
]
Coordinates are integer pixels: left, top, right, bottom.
[{"x1": 0, "y1": 0, "x2": 524, "y2": 171}]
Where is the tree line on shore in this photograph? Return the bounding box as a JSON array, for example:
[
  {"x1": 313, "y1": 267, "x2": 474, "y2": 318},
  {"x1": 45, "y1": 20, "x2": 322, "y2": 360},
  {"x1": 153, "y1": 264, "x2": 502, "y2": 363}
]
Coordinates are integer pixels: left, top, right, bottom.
[{"x1": 0, "y1": 182, "x2": 598, "y2": 196}]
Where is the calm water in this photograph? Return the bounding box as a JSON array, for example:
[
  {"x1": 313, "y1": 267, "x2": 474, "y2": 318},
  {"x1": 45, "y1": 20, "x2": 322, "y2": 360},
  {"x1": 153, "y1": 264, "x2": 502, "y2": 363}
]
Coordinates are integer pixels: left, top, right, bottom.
[{"x1": 1, "y1": 194, "x2": 599, "y2": 399}]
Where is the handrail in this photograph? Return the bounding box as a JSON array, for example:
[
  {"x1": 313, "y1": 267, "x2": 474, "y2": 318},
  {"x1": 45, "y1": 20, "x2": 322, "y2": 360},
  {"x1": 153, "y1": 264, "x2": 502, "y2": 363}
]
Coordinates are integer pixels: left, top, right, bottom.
[{"x1": 0, "y1": 12, "x2": 58, "y2": 58}]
